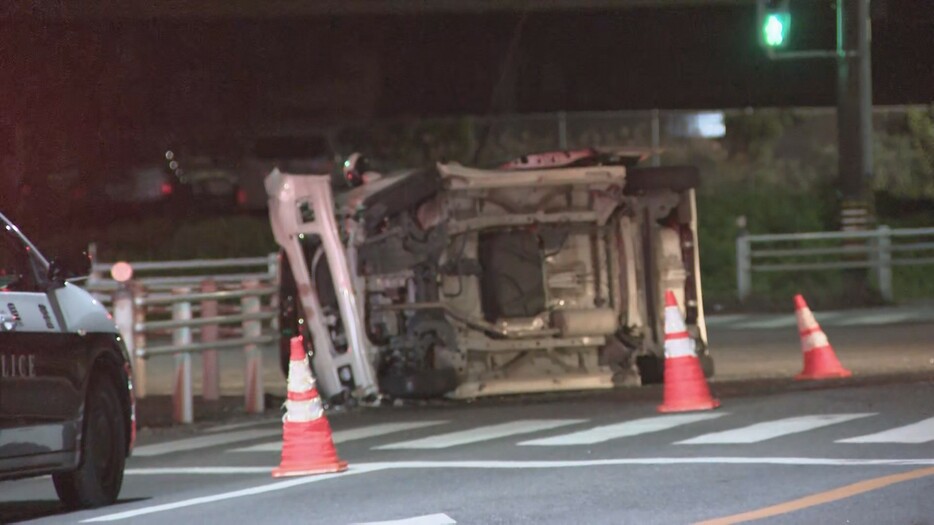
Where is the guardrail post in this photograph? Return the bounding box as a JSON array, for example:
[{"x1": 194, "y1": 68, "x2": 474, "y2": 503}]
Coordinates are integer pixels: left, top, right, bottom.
[
  {"x1": 242, "y1": 279, "x2": 264, "y2": 414},
  {"x1": 876, "y1": 225, "x2": 893, "y2": 302},
  {"x1": 172, "y1": 287, "x2": 194, "y2": 424},
  {"x1": 87, "y1": 242, "x2": 101, "y2": 285},
  {"x1": 267, "y1": 252, "x2": 279, "y2": 282},
  {"x1": 132, "y1": 282, "x2": 148, "y2": 399},
  {"x1": 736, "y1": 229, "x2": 752, "y2": 302},
  {"x1": 557, "y1": 111, "x2": 568, "y2": 150},
  {"x1": 200, "y1": 279, "x2": 220, "y2": 401}
]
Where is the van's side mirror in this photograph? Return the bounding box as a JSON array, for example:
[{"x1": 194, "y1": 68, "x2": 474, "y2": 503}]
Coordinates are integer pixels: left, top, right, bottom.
[{"x1": 48, "y1": 249, "x2": 92, "y2": 284}]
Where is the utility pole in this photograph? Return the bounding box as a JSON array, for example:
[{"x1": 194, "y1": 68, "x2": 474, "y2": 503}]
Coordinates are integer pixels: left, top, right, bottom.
[
  {"x1": 758, "y1": 0, "x2": 874, "y2": 230},
  {"x1": 837, "y1": 0, "x2": 874, "y2": 231}
]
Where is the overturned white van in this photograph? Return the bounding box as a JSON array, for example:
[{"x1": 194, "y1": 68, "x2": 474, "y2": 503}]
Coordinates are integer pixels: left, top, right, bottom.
[{"x1": 267, "y1": 149, "x2": 711, "y2": 403}]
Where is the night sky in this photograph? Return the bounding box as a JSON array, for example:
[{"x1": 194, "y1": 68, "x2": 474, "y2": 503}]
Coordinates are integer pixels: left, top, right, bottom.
[{"x1": 1, "y1": 1, "x2": 932, "y2": 179}]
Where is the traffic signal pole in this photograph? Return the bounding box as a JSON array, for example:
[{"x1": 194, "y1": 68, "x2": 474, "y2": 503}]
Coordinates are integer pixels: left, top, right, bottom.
[
  {"x1": 760, "y1": 0, "x2": 873, "y2": 230},
  {"x1": 837, "y1": 0, "x2": 873, "y2": 229}
]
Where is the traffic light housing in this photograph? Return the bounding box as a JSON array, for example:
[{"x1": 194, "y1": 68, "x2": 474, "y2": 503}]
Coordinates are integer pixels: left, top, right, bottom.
[{"x1": 758, "y1": 0, "x2": 791, "y2": 48}]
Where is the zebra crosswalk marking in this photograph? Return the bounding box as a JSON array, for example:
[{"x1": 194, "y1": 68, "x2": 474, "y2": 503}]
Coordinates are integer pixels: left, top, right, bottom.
[
  {"x1": 376, "y1": 420, "x2": 586, "y2": 450},
  {"x1": 518, "y1": 413, "x2": 727, "y2": 446},
  {"x1": 837, "y1": 417, "x2": 934, "y2": 444},
  {"x1": 231, "y1": 421, "x2": 449, "y2": 452},
  {"x1": 675, "y1": 414, "x2": 876, "y2": 445},
  {"x1": 134, "y1": 429, "x2": 283, "y2": 457}
]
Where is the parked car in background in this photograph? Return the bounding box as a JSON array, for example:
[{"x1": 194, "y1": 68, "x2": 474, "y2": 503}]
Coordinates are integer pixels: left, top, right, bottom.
[
  {"x1": 101, "y1": 164, "x2": 180, "y2": 216},
  {"x1": 0, "y1": 212, "x2": 135, "y2": 508},
  {"x1": 164, "y1": 150, "x2": 242, "y2": 212}
]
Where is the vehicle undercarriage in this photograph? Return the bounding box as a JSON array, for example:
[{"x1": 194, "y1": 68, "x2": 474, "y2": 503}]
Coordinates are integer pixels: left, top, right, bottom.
[{"x1": 267, "y1": 149, "x2": 710, "y2": 403}]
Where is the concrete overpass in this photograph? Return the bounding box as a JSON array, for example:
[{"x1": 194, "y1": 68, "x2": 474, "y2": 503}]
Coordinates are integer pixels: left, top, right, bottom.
[{"x1": 29, "y1": 0, "x2": 749, "y2": 18}]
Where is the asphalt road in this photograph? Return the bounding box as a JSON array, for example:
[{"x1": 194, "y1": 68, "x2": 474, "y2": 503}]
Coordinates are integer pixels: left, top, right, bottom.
[{"x1": 2, "y1": 376, "x2": 932, "y2": 524}]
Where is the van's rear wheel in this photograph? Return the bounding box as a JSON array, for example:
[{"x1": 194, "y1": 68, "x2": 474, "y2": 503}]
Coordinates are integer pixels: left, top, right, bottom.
[
  {"x1": 53, "y1": 376, "x2": 126, "y2": 509},
  {"x1": 636, "y1": 350, "x2": 714, "y2": 384}
]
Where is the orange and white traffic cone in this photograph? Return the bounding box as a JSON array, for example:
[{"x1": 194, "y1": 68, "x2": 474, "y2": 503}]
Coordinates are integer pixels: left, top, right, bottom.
[
  {"x1": 272, "y1": 336, "x2": 348, "y2": 478},
  {"x1": 794, "y1": 294, "x2": 851, "y2": 380},
  {"x1": 658, "y1": 290, "x2": 719, "y2": 413}
]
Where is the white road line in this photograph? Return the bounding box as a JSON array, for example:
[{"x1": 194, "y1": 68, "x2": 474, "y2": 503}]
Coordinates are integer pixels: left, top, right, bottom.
[
  {"x1": 675, "y1": 414, "x2": 876, "y2": 445},
  {"x1": 518, "y1": 413, "x2": 726, "y2": 446},
  {"x1": 353, "y1": 513, "x2": 457, "y2": 525},
  {"x1": 204, "y1": 419, "x2": 279, "y2": 434},
  {"x1": 363, "y1": 458, "x2": 934, "y2": 468},
  {"x1": 733, "y1": 316, "x2": 796, "y2": 330},
  {"x1": 82, "y1": 466, "x2": 383, "y2": 522},
  {"x1": 232, "y1": 421, "x2": 450, "y2": 452},
  {"x1": 837, "y1": 417, "x2": 934, "y2": 444},
  {"x1": 835, "y1": 311, "x2": 912, "y2": 326},
  {"x1": 376, "y1": 419, "x2": 587, "y2": 450},
  {"x1": 97, "y1": 458, "x2": 934, "y2": 520},
  {"x1": 127, "y1": 467, "x2": 273, "y2": 475},
  {"x1": 133, "y1": 429, "x2": 283, "y2": 457},
  {"x1": 122, "y1": 456, "x2": 934, "y2": 478}
]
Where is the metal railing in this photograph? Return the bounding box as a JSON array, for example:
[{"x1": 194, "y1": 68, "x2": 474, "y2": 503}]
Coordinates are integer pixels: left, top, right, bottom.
[
  {"x1": 92, "y1": 253, "x2": 280, "y2": 424},
  {"x1": 736, "y1": 226, "x2": 934, "y2": 302},
  {"x1": 87, "y1": 244, "x2": 278, "y2": 299}
]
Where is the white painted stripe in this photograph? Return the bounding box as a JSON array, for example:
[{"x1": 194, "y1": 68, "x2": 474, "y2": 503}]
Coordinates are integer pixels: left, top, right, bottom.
[
  {"x1": 835, "y1": 311, "x2": 911, "y2": 326},
  {"x1": 361, "y1": 458, "x2": 934, "y2": 468},
  {"x1": 734, "y1": 316, "x2": 796, "y2": 330},
  {"x1": 354, "y1": 513, "x2": 456, "y2": 525},
  {"x1": 376, "y1": 420, "x2": 586, "y2": 450},
  {"x1": 676, "y1": 414, "x2": 875, "y2": 444},
  {"x1": 82, "y1": 466, "x2": 382, "y2": 522},
  {"x1": 123, "y1": 456, "x2": 934, "y2": 478},
  {"x1": 127, "y1": 467, "x2": 273, "y2": 475},
  {"x1": 837, "y1": 417, "x2": 934, "y2": 444},
  {"x1": 232, "y1": 421, "x2": 449, "y2": 452},
  {"x1": 519, "y1": 413, "x2": 727, "y2": 446},
  {"x1": 133, "y1": 429, "x2": 283, "y2": 457},
  {"x1": 99, "y1": 457, "x2": 934, "y2": 521},
  {"x1": 204, "y1": 419, "x2": 279, "y2": 434}
]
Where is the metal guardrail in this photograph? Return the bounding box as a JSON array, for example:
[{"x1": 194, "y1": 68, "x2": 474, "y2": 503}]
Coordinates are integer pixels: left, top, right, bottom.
[
  {"x1": 86, "y1": 245, "x2": 278, "y2": 297},
  {"x1": 95, "y1": 253, "x2": 280, "y2": 424},
  {"x1": 736, "y1": 226, "x2": 934, "y2": 302}
]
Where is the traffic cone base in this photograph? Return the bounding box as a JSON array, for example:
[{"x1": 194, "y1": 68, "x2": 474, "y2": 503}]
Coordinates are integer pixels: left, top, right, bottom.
[
  {"x1": 272, "y1": 419, "x2": 348, "y2": 477},
  {"x1": 658, "y1": 356, "x2": 720, "y2": 413},
  {"x1": 795, "y1": 346, "x2": 853, "y2": 381}
]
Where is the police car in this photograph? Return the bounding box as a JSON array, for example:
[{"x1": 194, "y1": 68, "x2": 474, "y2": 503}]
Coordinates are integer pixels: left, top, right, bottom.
[{"x1": 0, "y1": 212, "x2": 135, "y2": 508}]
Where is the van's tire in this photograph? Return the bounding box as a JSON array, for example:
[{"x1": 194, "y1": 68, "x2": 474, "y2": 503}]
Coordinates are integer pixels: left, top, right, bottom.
[
  {"x1": 636, "y1": 354, "x2": 665, "y2": 385},
  {"x1": 53, "y1": 376, "x2": 126, "y2": 509},
  {"x1": 637, "y1": 351, "x2": 714, "y2": 384},
  {"x1": 379, "y1": 369, "x2": 459, "y2": 399},
  {"x1": 699, "y1": 353, "x2": 715, "y2": 378},
  {"x1": 624, "y1": 166, "x2": 700, "y2": 193}
]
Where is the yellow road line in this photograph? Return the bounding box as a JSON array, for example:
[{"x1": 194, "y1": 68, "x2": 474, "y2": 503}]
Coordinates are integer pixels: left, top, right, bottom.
[{"x1": 695, "y1": 466, "x2": 934, "y2": 525}]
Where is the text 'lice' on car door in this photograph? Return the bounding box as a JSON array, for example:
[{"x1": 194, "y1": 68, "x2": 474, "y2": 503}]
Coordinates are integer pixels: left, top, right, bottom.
[{"x1": 0, "y1": 227, "x2": 82, "y2": 458}]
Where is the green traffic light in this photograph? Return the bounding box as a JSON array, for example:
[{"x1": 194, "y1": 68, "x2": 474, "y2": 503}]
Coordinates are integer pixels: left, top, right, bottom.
[{"x1": 762, "y1": 12, "x2": 790, "y2": 48}]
